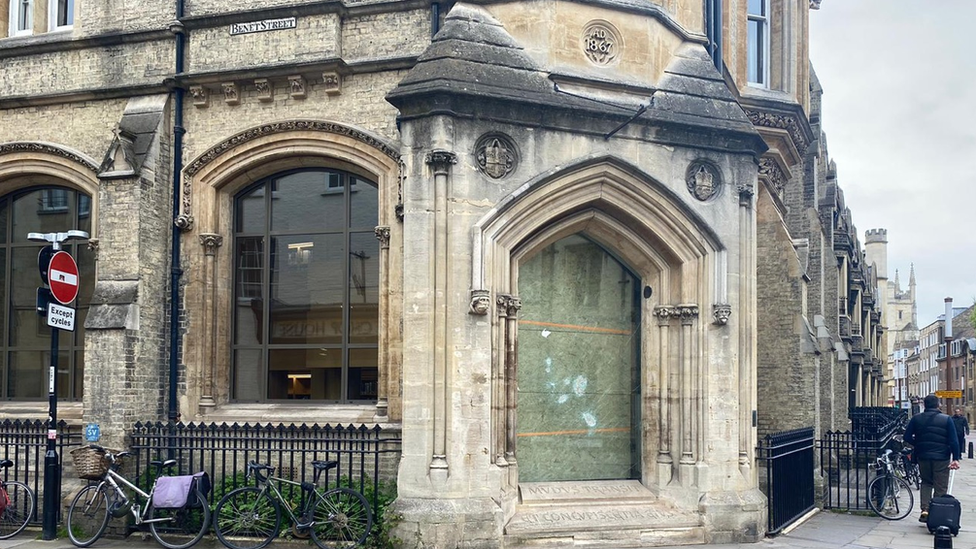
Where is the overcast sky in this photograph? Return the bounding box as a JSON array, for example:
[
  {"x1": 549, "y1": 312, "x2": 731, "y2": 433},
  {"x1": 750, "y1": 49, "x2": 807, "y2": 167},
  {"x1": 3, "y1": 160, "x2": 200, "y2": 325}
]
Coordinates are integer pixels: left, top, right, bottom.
[{"x1": 808, "y1": 1, "x2": 976, "y2": 330}]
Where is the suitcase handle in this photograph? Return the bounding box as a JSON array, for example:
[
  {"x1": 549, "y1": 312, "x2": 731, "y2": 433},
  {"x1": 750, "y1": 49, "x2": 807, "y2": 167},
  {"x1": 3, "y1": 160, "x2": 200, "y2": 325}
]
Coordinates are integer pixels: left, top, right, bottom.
[{"x1": 947, "y1": 468, "x2": 955, "y2": 495}]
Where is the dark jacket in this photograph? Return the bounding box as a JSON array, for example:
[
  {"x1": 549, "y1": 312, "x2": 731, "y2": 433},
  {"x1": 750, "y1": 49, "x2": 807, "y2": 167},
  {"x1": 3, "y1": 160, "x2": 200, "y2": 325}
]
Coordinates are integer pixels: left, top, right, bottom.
[
  {"x1": 952, "y1": 414, "x2": 970, "y2": 437},
  {"x1": 904, "y1": 409, "x2": 961, "y2": 461}
]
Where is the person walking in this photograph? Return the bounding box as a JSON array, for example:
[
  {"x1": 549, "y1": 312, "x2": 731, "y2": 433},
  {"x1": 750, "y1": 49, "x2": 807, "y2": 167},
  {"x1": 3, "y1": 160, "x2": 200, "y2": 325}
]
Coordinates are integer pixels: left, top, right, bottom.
[
  {"x1": 904, "y1": 394, "x2": 960, "y2": 522},
  {"x1": 952, "y1": 408, "x2": 970, "y2": 458}
]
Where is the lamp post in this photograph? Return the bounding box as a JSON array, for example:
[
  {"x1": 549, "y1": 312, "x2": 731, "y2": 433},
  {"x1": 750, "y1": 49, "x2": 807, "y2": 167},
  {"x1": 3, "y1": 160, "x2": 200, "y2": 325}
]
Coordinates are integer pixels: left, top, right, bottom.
[{"x1": 28, "y1": 230, "x2": 88, "y2": 541}]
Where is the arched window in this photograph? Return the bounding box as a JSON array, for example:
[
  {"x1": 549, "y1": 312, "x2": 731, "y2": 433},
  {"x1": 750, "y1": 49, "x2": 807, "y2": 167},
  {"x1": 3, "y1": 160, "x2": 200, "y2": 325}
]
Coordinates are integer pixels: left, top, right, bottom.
[
  {"x1": 0, "y1": 186, "x2": 92, "y2": 400},
  {"x1": 232, "y1": 169, "x2": 379, "y2": 402}
]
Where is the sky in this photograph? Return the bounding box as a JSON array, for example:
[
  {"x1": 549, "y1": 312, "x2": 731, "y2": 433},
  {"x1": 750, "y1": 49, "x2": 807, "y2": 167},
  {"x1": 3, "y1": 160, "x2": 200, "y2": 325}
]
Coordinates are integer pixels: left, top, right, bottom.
[{"x1": 808, "y1": 1, "x2": 976, "y2": 328}]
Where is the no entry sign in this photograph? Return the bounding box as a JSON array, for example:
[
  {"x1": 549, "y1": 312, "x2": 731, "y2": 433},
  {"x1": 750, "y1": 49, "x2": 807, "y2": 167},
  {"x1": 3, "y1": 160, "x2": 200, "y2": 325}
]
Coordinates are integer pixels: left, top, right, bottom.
[{"x1": 48, "y1": 251, "x2": 79, "y2": 305}]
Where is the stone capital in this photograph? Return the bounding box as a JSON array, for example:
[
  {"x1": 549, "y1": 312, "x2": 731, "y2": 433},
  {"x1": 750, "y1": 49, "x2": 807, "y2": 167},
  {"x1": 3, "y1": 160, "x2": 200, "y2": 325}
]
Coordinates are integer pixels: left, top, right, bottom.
[
  {"x1": 199, "y1": 233, "x2": 224, "y2": 256},
  {"x1": 496, "y1": 294, "x2": 521, "y2": 318},
  {"x1": 676, "y1": 304, "x2": 700, "y2": 325},
  {"x1": 424, "y1": 150, "x2": 457, "y2": 174},
  {"x1": 653, "y1": 306, "x2": 676, "y2": 325}
]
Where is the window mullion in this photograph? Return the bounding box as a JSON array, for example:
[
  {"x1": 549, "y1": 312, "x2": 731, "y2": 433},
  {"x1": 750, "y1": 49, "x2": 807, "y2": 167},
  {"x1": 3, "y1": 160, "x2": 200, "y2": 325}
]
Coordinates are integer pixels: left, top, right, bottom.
[
  {"x1": 262, "y1": 182, "x2": 272, "y2": 401},
  {"x1": 342, "y1": 173, "x2": 351, "y2": 402}
]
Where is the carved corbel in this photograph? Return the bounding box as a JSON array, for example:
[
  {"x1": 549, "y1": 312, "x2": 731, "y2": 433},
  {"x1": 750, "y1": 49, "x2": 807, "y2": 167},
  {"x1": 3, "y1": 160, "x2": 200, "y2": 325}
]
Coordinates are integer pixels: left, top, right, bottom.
[
  {"x1": 374, "y1": 226, "x2": 390, "y2": 249},
  {"x1": 469, "y1": 289, "x2": 491, "y2": 315},
  {"x1": 87, "y1": 238, "x2": 100, "y2": 261},
  {"x1": 288, "y1": 75, "x2": 307, "y2": 99},
  {"x1": 222, "y1": 82, "x2": 240, "y2": 105},
  {"x1": 425, "y1": 150, "x2": 457, "y2": 174},
  {"x1": 712, "y1": 303, "x2": 732, "y2": 325},
  {"x1": 653, "y1": 305, "x2": 676, "y2": 325},
  {"x1": 199, "y1": 233, "x2": 223, "y2": 256},
  {"x1": 496, "y1": 294, "x2": 521, "y2": 318},
  {"x1": 254, "y1": 79, "x2": 273, "y2": 102}
]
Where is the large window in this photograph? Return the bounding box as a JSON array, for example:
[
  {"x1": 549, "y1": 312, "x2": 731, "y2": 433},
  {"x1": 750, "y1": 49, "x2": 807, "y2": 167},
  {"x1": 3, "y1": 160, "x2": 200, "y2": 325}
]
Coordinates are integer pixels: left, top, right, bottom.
[
  {"x1": 747, "y1": 0, "x2": 769, "y2": 87},
  {"x1": 232, "y1": 169, "x2": 379, "y2": 402},
  {"x1": 0, "y1": 186, "x2": 92, "y2": 400}
]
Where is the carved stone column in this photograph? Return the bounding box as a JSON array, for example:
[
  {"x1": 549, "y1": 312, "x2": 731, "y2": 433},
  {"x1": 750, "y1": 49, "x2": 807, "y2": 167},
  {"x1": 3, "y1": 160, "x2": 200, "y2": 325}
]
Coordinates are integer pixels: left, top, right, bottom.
[
  {"x1": 738, "y1": 184, "x2": 755, "y2": 475},
  {"x1": 653, "y1": 305, "x2": 676, "y2": 486},
  {"x1": 425, "y1": 150, "x2": 456, "y2": 478},
  {"x1": 199, "y1": 233, "x2": 223, "y2": 409},
  {"x1": 677, "y1": 304, "x2": 699, "y2": 478},
  {"x1": 497, "y1": 294, "x2": 521, "y2": 464},
  {"x1": 374, "y1": 226, "x2": 391, "y2": 420}
]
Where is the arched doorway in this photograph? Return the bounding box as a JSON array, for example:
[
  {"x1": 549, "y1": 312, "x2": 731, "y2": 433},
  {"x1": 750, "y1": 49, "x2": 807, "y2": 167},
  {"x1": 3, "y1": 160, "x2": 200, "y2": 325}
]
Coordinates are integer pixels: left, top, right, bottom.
[{"x1": 516, "y1": 234, "x2": 641, "y2": 481}]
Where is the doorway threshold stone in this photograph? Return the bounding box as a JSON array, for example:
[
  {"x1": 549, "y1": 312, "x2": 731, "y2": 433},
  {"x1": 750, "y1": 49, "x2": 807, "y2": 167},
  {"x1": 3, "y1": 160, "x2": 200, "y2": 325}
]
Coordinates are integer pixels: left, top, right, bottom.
[{"x1": 518, "y1": 480, "x2": 655, "y2": 504}]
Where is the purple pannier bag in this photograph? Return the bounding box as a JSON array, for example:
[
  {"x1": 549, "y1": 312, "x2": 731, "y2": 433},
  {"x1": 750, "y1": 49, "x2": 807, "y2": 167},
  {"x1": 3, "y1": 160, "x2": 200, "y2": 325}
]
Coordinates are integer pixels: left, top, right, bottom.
[{"x1": 153, "y1": 473, "x2": 206, "y2": 509}]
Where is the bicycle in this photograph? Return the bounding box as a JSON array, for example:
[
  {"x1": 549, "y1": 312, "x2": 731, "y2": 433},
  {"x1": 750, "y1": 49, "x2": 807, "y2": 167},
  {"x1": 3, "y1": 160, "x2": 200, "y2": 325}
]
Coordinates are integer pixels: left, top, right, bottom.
[
  {"x1": 867, "y1": 448, "x2": 914, "y2": 520},
  {"x1": 66, "y1": 445, "x2": 210, "y2": 549},
  {"x1": 213, "y1": 460, "x2": 372, "y2": 549},
  {"x1": 0, "y1": 459, "x2": 35, "y2": 539},
  {"x1": 894, "y1": 447, "x2": 921, "y2": 490}
]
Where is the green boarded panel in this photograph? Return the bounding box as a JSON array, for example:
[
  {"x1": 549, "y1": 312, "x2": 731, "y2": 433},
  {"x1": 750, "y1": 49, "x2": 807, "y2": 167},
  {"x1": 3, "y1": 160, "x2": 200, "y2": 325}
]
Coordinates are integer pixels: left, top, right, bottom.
[{"x1": 517, "y1": 234, "x2": 640, "y2": 482}]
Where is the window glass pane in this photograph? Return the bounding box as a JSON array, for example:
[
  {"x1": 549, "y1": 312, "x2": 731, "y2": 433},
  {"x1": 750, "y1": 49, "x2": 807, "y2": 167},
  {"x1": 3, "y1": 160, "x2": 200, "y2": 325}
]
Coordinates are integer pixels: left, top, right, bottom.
[
  {"x1": 348, "y1": 233, "x2": 379, "y2": 344},
  {"x1": 347, "y1": 348, "x2": 378, "y2": 401},
  {"x1": 236, "y1": 185, "x2": 266, "y2": 233},
  {"x1": 12, "y1": 189, "x2": 71, "y2": 243},
  {"x1": 235, "y1": 236, "x2": 264, "y2": 346},
  {"x1": 74, "y1": 243, "x2": 95, "y2": 307},
  {"x1": 73, "y1": 351, "x2": 84, "y2": 400},
  {"x1": 349, "y1": 178, "x2": 378, "y2": 230},
  {"x1": 269, "y1": 234, "x2": 345, "y2": 345},
  {"x1": 10, "y1": 247, "x2": 48, "y2": 347},
  {"x1": 747, "y1": 21, "x2": 761, "y2": 84},
  {"x1": 269, "y1": 348, "x2": 342, "y2": 400},
  {"x1": 0, "y1": 200, "x2": 7, "y2": 244},
  {"x1": 55, "y1": 350, "x2": 71, "y2": 399},
  {"x1": 271, "y1": 171, "x2": 345, "y2": 232},
  {"x1": 76, "y1": 193, "x2": 91, "y2": 234},
  {"x1": 8, "y1": 351, "x2": 47, "y2": 399},
  {"x1": 748, "y1": 0, "x2": 764, "y2": 16},
  {"x1": 233, "y1": 349, "x2": 263, "y2": 401}
]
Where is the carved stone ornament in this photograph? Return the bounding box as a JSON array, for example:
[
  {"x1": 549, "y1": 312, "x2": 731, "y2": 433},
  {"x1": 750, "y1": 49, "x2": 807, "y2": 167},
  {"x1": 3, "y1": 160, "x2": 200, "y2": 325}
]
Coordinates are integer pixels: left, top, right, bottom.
[
  {"x1": 395, "y1": 158, "x2": 406, "y2": 222},
  {"x1": 676, "y1": 304, "x2": 700, "y2": 324},
  {"x1": 737, "y1": 183, "x2": 755, "y2": 207},
  {"x1": 322, "y1": 72, "x2": 341, "y2": 95},
  {"x1": 743, "y1": 108, "x2": 810, "y2": 153},
  {"x1": 712, "y1": 303, "x2": 732, "y2": 325},
  {"x1": 475, "y1": 134, "x2": 517, "y2": 179},
  {"x1": 469, "y1": 289, "x2": 491, "y2": 315},
  {"x1": 425, "y1": 150, "x2": 458, "y2": 172},
  {"x1": 288, "y1": 75, "x2": 307, "y2": 99},
  {"x1": 496, "y1": 294, "x2": 522, "y2": 317},
  {"x1": 653, "y1": 305, "x2": 676, "y2": 324},
  {"x1": 254, "y1": 79, "x2": 273, "y2": 102},
  {"x1": 189, "y1": 86, "x2": 209, "y2": 108},
  {"x1": 87, "y1": 238, "x2": 100, "y2": 261},
  {"x1": 222, "y1": 82, "x2": 240, "y2": 105},
  {"x1": 810, "y1": 0, "x2": 822, "y2": 9},
  {"x1": 199, "y1": 233, "x2": 223, "y2": 256},
  {"x1": 686, "y1": 161, "x2": 721, "y2": 201},
  {"x1": 581, "y1": 21, "x2": 621, "y2": 65},
  {"x1": 758, "y1": 157, "x2": 787, "y2": 196},
  {"x1": 0, "y1": 142, "x2": 99, "y2": 172},
  {"x1": 374, "y1": 226, "x2": 390, "y2": 249}
]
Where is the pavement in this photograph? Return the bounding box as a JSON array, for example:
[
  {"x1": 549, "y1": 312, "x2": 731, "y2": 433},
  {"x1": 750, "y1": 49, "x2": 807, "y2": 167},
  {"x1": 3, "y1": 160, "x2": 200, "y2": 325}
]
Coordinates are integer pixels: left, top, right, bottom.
[{"x1": 1, "y1": 437, "x2": 974, "y2": 549}]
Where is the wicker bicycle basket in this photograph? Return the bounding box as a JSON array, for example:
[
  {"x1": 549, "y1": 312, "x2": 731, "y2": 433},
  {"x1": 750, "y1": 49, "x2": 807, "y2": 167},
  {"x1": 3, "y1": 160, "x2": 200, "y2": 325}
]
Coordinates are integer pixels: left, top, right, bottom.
[{"x1": 70, "y1": 446, "x2": 112, "y2": 481}]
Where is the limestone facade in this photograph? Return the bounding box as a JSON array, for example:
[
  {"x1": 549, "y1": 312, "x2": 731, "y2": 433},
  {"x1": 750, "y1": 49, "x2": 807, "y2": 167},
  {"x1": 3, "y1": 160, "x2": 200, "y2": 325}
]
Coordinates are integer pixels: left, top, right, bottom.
[{"x1": 0, "y1": 0, "x2": 881, "y2": 546}]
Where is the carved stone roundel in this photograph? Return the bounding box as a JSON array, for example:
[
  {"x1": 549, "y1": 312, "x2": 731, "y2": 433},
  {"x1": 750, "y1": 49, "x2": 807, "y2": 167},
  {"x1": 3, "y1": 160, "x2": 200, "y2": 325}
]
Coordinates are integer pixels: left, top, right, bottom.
[
  {"x1": 475, "y1": 133, "x2": 518, "y2": 179},
  {"x1": 581, "y1": 21, "x2": 621, "y2": 66},
  {"x1": 686, "y1": 161, "x2": 721, "y2": 201}
]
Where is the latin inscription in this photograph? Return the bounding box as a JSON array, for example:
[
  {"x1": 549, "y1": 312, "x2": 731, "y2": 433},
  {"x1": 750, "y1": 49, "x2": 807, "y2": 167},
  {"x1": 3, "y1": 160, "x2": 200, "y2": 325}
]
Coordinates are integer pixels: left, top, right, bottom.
[
  {"x1": 521, "y1": 483, "x2": 644, "y2": 497},
  {"x1": 230, "y1": 17, "x2": 297, "y2": 36},
  {"x1": 516, "y1": 508, "x2": 676, "y2": 525}
]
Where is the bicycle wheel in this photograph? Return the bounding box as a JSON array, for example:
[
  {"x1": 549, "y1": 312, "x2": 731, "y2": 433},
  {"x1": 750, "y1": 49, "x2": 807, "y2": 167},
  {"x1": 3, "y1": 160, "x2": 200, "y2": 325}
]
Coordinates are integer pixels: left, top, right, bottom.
[
  {"x1": 0, "y1": 481, "x2": 35, "y2": 539},
  {"x1": 67, "y1": 485, "x2": 111, "y2": 547},
  {"x1": 909, "y1": 464, "x2": 922, "y2": 490},
  {"x1": 310, "y1": 487, "x2": 372, "y2": 549},
  {"x1": 867, "y1": 475, "x2": 913, "y2": 520},
  {"x1": 213, "y1": 486, "x2": 280, "y2": 549},
  {"x1": 149, "y1": 490, "x2": 212, "y2": 549}
]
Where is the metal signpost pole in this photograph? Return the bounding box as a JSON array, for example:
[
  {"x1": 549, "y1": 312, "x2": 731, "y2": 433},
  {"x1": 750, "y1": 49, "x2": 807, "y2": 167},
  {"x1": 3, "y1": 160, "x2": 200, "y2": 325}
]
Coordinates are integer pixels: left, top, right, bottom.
[{"x1": 29, "y1": 230, "x2": 87, "y2": 541}]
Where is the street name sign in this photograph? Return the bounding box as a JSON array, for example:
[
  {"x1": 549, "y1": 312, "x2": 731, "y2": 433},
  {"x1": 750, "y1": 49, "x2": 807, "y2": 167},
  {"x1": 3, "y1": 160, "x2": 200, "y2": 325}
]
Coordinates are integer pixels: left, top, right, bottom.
[
  {"x1": 48, "y1": 251, "x2": 79, "y2": 305},
  {"x1": 936, "y1": 390, "x2": 963, "y2": 399},
  {"x1": 47, "y1": 303, "x2": 75, "y2": 331}
]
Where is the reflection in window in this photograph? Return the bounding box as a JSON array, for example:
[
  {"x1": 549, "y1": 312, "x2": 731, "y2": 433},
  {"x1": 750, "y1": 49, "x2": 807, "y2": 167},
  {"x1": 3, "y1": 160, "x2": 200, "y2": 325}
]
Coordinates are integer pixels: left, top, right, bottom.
[
  {"x1": 233, "y1": 169, "x2": 379, "y2": 402},
  {"x1": 0, "y1": 186, "x2": 92, "y2": 400},
  {"x1": 11, "y1": 0, "x2": 33, "y2": 35},
  {"x1": 49, "y1": 0, "x2": 74, "y2": 29},
  {"x1": 747, "y1": 0, "x2": 769, "y2": 87}
]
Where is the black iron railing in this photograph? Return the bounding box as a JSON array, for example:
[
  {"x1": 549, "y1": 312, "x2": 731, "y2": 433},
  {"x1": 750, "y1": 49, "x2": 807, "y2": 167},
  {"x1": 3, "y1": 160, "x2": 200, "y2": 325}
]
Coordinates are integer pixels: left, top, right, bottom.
[
  {"x1": 758, "y1": 427, "x2": 815, "y2": 535},
  {"x1": 819, "y1": 408, "x2": 904, "y2": 511},
  {"x1": 128, "y1": 421, "x2": 401, "y2": 515},
  {"x1": 0, "y1": 419, "x2": 83, "y2": 525}
]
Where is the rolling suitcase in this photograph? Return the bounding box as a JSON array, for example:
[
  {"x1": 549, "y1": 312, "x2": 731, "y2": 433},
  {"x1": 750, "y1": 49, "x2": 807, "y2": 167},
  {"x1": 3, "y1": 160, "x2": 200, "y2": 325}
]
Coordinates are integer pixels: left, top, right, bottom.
[{"x1": 927, "y1": 469, "x2": 961, "y2": 535}]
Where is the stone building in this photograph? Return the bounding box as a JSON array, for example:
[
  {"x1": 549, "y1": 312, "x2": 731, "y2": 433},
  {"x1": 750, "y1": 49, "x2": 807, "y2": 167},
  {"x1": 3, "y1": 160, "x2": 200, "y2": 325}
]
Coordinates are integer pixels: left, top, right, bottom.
[{"x1": 0, "y1": 0, "x2": 883, "y2": 546}]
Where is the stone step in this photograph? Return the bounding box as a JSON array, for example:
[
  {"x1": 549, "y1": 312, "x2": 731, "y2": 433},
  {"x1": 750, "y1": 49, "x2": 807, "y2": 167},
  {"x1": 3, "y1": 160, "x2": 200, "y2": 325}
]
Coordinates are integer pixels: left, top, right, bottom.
[
  {"x1": 518, "y1": 480, "x2": 657, "y2": 505},
  {"x1": 505, "y1": 502, "x2": 702, "y2": 537}
]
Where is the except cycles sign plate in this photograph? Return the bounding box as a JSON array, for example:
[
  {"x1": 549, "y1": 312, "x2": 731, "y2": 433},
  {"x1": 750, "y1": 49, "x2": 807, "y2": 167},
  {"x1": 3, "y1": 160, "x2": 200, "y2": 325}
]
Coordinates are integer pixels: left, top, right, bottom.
[
  {"x1": 48, "y1": 251, "x2": 79, "y2": 305},
  {"x1": 47, "y1": 303, "x2": 75, "y2": 331}
]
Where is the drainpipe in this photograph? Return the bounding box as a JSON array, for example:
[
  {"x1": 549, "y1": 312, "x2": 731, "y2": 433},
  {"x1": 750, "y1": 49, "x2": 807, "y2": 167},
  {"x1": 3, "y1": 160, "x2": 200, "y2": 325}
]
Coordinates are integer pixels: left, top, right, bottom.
[
  {"x1": 168, "y1": 0, "x2": 186, "y2": 424},
  {"x1": 705, "y1": 0, "x2": 723, "y2": 73},
  {"x1": 431, "y1": 2, "x2": 440, "y2": 38}
]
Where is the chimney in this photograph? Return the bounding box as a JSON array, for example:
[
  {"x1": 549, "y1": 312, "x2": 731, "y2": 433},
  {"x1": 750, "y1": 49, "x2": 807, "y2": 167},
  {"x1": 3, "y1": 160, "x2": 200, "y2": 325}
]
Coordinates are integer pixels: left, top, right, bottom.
[{"x1": 945, "y1": 297, "x2": 953, "y2": 337}]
